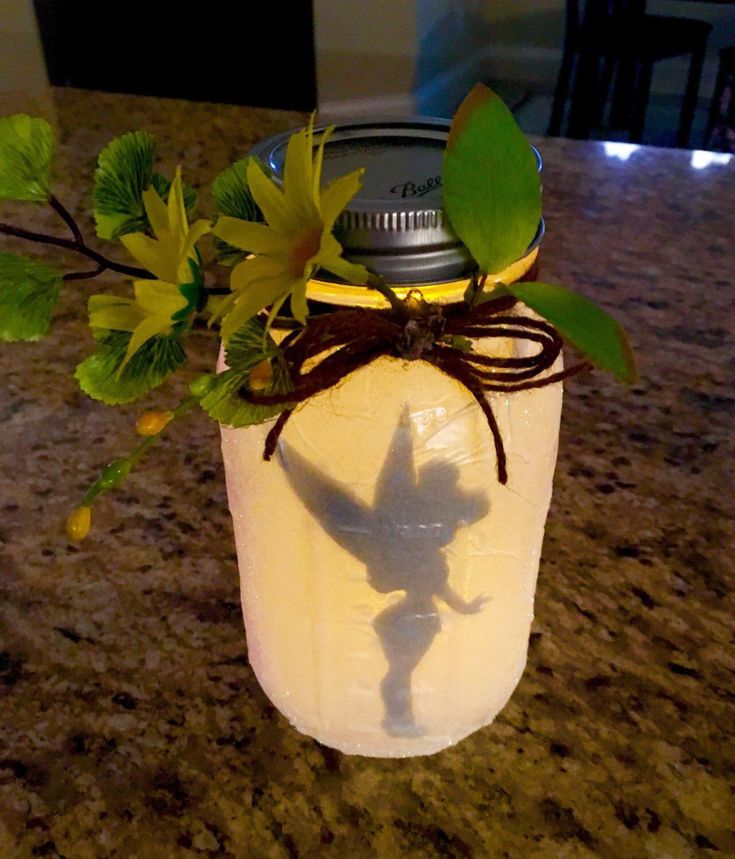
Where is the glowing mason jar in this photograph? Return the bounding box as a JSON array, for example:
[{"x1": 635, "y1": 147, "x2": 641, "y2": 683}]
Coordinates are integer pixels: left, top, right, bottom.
[{"x1": 220, "y1": 121, "x2": 561, "y2": 756}]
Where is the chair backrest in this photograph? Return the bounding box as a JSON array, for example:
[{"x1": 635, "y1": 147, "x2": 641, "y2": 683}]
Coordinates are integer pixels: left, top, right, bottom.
[{"x1": 567, "y1": 0, "x2": 645, "y2": 44}]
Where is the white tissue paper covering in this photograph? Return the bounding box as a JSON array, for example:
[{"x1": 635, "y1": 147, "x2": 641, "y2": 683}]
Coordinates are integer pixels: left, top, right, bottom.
[{"x1": 219, "y1": 325, "x2": 563, "y2": 757}]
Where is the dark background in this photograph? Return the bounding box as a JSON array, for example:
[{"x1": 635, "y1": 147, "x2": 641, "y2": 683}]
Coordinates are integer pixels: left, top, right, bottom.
[{"x1": 32, "y1": 0, "x2": 317, "y2": 111}]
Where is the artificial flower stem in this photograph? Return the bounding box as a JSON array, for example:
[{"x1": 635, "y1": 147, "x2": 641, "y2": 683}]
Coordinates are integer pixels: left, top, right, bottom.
[
  {"x1": 78, "y1": 393, "x2": 202, "y2": 511},
  {"x1": 63, "y1": 263, "x2": 106, "y2": 282},
  {"x1": 0, "y1": 220, "x2": 149, "y2": 280},
  {"x1": 466, "y1": 271, "x2": 489, "y2": 308},
  {"x1": 366, "y1": 273, "x2": 407, "y2": 317},
  {"x1": 49, "y1": 194, "x2": 84, "y2": 246}
]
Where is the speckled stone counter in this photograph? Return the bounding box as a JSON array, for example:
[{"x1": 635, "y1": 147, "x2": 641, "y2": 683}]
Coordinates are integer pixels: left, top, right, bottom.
[{"x1": 0, "y1": 89, "x2": 733, "y2": 858}]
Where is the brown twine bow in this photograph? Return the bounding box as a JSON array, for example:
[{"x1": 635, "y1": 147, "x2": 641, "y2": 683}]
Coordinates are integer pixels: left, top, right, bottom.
[{"x1": 242, "y1": 293, "x2": 590, "y2": 484}]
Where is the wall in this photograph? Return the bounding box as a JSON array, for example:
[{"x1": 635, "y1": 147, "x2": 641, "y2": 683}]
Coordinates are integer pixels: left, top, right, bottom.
[
  {"x1": 316, "y1": 0, "x2": 735, "y2": 120},
  {"x1": 314, "y1": 0, "x2": 418, "y2": 118},
  {"x1": 0, "y1": 0, "x2": 49, "y2": 112}
]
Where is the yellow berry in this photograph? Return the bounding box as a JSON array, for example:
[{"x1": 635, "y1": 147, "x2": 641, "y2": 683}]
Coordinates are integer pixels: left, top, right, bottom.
[
  {"x1": 136, "y1": 410, "x2": 173, "y2": 437},
  {"x1": 248, "y1": 359, "x2": 273, "y2": 391},
  {"x1": 66, "y1": 506, "x2": 91, "y2": 543}
]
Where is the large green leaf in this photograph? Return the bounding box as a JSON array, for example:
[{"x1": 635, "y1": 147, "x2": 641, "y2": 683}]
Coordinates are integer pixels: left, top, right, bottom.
[
  {"x1": 75, "y1": 330, "x2": 187, "y2": 404},
  {"x1": 505, "y1": 281, "x2": 637, "y2": 384},
  {"x1": 199, "y1": 317, "x2": 292, "y2": 426},
  {"x1": 211, "y1": 157, "x2": 266, "y2": 264},
  {"x1": 443, "y1": 84, "x2": 541, "y2": 274},
  {"x1": 93, "y1": 131, "x2": 156, "y2": 239},
  {"x1": 92, "y1": 131, "x2": 196, "y2": 239},
  {"x1": 0, "y1": 252, "x2": 61, "y2": 341},
  {"x1": 0, "y1": 115, "x2": 54, "y2": 202}
]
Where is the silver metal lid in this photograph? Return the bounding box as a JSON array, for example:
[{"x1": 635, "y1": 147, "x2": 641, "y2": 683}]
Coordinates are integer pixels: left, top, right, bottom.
[{"x1": 248, "y1": 118, "x2": 543, "y2": 284}]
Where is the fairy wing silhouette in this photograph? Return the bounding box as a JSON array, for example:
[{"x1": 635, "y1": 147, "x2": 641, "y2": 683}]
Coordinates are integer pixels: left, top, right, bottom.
[{"x1": 278, "y1": 444, "x2": 376, "y2": 560}]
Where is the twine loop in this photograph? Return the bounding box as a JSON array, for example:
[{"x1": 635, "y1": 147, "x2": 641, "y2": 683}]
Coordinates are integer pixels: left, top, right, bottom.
[{"x1": 242, "y1": 292, "x2": 590, "y2": 484}]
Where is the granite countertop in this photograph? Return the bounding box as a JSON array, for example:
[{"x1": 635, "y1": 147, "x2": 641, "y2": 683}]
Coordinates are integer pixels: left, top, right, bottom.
[{"x1": 0, "y1": 89, "x2": 733, "y2": 858}]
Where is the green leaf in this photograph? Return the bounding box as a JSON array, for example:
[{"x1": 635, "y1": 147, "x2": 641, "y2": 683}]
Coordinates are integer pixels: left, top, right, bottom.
[
  {"x1": 199, "y1": 317, "x2": 293, "y2": 427},
  {"x1": 0, "y1": 115, "x2": 54, "y2": 202},
  {"x1": 0, "y1": 252, "x2": 62, "y2": 341},
  {"x1": 75, "y1": 330, "x2": 187, "y2": 404},
  {"x1": 92, "y1": 131, "x2": 197, "y2": 240},
  {"x1": 93, "y1": 131, "x2": 156, "y2": 239},
  {"x1": 211, "y1": 157, "x2": 266, "y2": 264},
  {"x1": 504, "y1": 281, "x2": 638, "y2": 384},
  {"x1": 443, "y1": 84, "x2": 541, "y2": 274}
]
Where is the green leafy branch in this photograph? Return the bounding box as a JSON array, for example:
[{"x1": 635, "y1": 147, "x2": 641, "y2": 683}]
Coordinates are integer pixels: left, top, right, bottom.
[
  {"x1": 0, "y1": 196, "x2": 149, "y2": 281},
  {"x1": 66, "y1": 373, "x2": 217, "y2": 542}
]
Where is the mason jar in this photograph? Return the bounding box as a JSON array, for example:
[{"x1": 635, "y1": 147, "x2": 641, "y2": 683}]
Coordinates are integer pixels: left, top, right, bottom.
[{"x1": 219, "y1": 120, "x2": 562, "y2": 757}]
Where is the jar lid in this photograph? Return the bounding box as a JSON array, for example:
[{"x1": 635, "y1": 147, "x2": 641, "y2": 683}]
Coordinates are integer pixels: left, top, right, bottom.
[{"x1": 248, "y1": 118, "x2": 543, "y2": 284}]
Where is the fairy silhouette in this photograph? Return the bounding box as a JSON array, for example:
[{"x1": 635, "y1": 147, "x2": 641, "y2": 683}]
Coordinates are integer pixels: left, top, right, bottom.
[{"x1": 279, "y1": 410, "x2": 489, "y2": 737}]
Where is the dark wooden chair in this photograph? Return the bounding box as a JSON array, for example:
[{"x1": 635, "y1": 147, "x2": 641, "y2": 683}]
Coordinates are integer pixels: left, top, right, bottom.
[
  {"x1": 705, "y1": 47, "x2": 735, "y2": 151},
  {"x1": 548, "y1": 0, "x2": 712, "y2": 147}
]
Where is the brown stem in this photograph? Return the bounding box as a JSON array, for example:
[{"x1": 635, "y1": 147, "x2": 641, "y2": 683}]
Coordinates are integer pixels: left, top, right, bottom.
[
  {"x1": 466, "y1": 270, "x2": 488, "y2": 308},
  {"x1": 263, "y1": 410, "x2": 294, "y2": 460},
  {"x1": 49, "y1": 194, "x2": 84, "y2": 245},
  {"x1": 0, "y1": 220, "x2": 148, "y2": 280},
  {"x1": 63, "y1": 263, "x2": 106, "y2": 281}
]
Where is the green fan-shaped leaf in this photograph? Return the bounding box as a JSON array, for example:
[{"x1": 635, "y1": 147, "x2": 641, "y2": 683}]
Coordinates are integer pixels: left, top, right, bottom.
[
  {"x1": 443, "y1": 84, "x2": 541, "y2": 274},
  {"x1": 0, "y1": 115, "x2": 54, "y2": 202},
  {"x1": 199, "y1": 317, "x2": 292, "y2": 426},
  {"x1": 93, "y1": 131, "x2": 156, "y2": 239},
  {"x1": 75, "y1": 330, "x2": 187, "y2": 404},
  {"x1": 212, "y1": 157, "x2": 266, "y2": 264},
  {"x1": 92, "y1": 131, "x2": 197, "y2": 240},
  {"x1": 504, "y1": 280, "x2": 637, "y2": 384},
  {"x1": 0, "y1": 252, "x2": 62, "y2": 341}
]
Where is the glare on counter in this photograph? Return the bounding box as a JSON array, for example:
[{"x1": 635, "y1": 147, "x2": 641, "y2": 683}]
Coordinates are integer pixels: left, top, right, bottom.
[
  {"x1": 690, "y1": 150, "x2": 733, "y2": 170},
  {"x1": 602, "y1": 142, "x2": 641, "y2": 161}
]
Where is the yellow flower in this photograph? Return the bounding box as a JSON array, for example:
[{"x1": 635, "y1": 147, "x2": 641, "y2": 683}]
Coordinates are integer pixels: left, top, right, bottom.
[
  {"x1": 212, "y1": 117, "x2": 369, "y2": 338},
  {"x1": 88, "y1": 168, "x2": 210, "y2": 369}
]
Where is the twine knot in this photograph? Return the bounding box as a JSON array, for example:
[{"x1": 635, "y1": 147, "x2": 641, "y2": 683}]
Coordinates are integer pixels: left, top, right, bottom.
[
  {"x1": 395, "y1": 291, "x2": 446, "y2": 360},
  {"x1": 241, "y1": 291, "x2": 590, "y2": 485}
]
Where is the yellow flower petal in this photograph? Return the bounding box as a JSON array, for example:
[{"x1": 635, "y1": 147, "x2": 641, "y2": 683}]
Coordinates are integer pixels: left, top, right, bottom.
[
  {"x1": 176, "y1": 218, "x2": 211, "y2": 282},
  {"x1": 89, "y1": 302, "x2": 142, "y2": 333},
  {"x1": 206, "y1": 290, "x2": 239, "y2": 327},
  {"x1": 265, "y1": 292, "x2": 290, "y2": 332},
  {"x1": 312, "y1": 120, "x2": 333, "y2": 199},
  {"x1": 142, "y1": 186, "x2": 169, "y2": 240},
  {"x1": 320, "y1": 168, "x2": 364, "y2": 232},
  {"x1": 121, "y1": 232, "x2": 178, "y2": 283},
  {"x1": 246, "y1": 159, "x2": 301, "y2": 236},
  {"x1": 133, "y1": 279, "x2": 188, "y2": 317},
  {"x1": 230, "y1": 255, "x2": 289, "y2": 292},
  {"x1": 167, "y1": 167, "x2": 188, "y2": 245},
  {"x1": 319, "y1": 255, "x2": 371, "y2": 285},
  {"x1": 221, "y1": 273, "x2": 295, "y2": 339},
  {"x1": 119, "y1": 315, "x2": 174, "y2": 373},
  {"x1": 316, "y1": 232, "x2": 370, "y2": 284},
  {"x1": 284, "y1": 122, "x2": 319, "y2": 223},
  {"x1": 88, "y1": 292, "x2": 133, "y2": 314},
  {"x1": 88, "y1": 293, "x2": 143, "y2": 330},
  {"x1": 213, "y1": 217, "x2": 288, "y2": 256},
  {"x1": 289, "y1": 278, "x2": 309, "y2": 324}
]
